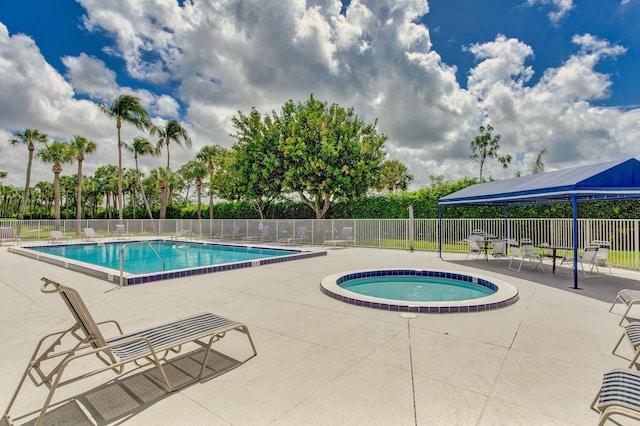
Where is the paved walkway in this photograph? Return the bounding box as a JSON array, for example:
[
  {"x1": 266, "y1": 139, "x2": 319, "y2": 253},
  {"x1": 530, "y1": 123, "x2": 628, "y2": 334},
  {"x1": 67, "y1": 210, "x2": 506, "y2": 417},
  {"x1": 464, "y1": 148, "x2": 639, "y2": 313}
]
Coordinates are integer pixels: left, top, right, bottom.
[{"x1": 1, "y1": 245, "x2": 639, "y2": 425}]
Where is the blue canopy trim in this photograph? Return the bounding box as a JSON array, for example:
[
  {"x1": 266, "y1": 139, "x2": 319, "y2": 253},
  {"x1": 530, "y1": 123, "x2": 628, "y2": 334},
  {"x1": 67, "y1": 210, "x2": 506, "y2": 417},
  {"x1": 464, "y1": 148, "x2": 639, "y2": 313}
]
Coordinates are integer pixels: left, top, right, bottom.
[{"x1": 438, "y1": 158, "x2": 640, "y2": 206}]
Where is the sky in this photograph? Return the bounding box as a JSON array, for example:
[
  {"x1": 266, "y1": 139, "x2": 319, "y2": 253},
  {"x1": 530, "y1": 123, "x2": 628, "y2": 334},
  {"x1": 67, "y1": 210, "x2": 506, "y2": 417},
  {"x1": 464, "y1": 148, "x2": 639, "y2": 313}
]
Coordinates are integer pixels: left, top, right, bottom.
[{"x1": 0, "y1": 0, "x2": 639, "y2": 190}]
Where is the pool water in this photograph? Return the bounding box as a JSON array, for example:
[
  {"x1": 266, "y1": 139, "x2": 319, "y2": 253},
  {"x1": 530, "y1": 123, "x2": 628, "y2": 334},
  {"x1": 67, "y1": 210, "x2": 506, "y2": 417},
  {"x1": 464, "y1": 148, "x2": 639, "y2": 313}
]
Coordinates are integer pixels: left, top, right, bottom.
[
  {"x1": 29, "y1": 240, "x2": 300, "y2": 274},
  {"x1": 341, "y1": 276, "x2": 494, "y2": 302}
]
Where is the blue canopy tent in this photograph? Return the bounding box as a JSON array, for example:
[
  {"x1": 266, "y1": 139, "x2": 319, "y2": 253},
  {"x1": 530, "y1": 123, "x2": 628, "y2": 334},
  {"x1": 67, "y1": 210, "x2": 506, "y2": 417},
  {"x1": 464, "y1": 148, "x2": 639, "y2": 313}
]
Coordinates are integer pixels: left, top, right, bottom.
[{"x1": 438, "y1": 158, "x2": 640, "y2": 289}]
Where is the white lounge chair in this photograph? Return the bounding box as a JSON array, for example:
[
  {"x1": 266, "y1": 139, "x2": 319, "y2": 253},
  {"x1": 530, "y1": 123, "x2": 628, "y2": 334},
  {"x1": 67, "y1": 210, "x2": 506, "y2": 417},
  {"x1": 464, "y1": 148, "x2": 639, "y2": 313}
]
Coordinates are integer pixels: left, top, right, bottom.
[
  {"x1": 612, "y1": 323, "x2": 640, "y2": 368},
  {"x1": 0, "y1": 226, "x2": 21, "y2": 246},
  {"x1": 559, "y1": 245, "x2": 601, "y2": 277},
  {"x1": 219, "y1": 225, "x2": 241, "y2": 240},
  {"x1": 48, "y1": 230, "x2": 71, "y2": 243},
  {"x1": 244, "y1": 225, "x2": 270, "y2": 242},
  {"x1": 323, "y1": 227, "x2": 353, "y2": 248},
  {"x1": 490, "y1": 239, "x2": 507, "y2": 260},
  {"x1": 171, "y1": 229, "x2": 192, "y2": 240},
  {"x1": 591, "y1": 369, "x2": 640, "y2": 425},
  {"x1": 521, "y1": 238, "x2": 545, "y2": 272},
  {"x1": 466, "y1": 239, "x2": 484, "y2": 259},
  {"x1": 280, "y1": 226, "x2": 307, "y2": 245},
  {"x1": 2, "y1": 277, "x2": 257, "y2": 426},
  {"x1": 83, "y1": 227, "x2": 103, "y2": 242},
  {"x1": 591, "y1": 240, "x2": 612, "y2": 274},
  {"x1": 508, "y1": 240, "x2": 544, "y2": 272},
  {"x1": 115, "y1": 224, "x2": 133, "y2": 240},
  {"x1": 609, "y1": 289, "x2": 640, "y2": 325}
]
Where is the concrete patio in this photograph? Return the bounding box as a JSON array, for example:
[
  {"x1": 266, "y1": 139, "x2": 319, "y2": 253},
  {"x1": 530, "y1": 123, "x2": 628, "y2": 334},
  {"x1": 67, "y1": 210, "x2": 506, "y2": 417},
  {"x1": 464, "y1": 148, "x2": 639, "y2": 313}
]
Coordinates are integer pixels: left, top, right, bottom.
[{"x1": 1, "y1": 244, "x2": 640, "y2": 425}]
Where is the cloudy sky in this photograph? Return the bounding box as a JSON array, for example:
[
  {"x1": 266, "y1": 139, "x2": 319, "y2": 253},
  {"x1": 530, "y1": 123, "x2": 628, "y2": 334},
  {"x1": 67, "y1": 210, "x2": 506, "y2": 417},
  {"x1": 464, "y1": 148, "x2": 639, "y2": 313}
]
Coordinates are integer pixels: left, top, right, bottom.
[{"x1": 1, "y1": 0, "x2": 639, "y2": 189}]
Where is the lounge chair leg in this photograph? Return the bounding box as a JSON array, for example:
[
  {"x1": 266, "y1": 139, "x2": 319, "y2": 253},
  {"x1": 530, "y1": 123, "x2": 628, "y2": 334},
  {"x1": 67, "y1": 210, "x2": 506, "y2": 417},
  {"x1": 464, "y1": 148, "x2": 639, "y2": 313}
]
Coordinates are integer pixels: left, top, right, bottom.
[
  {"x1": 591, "y1": 388, "x2": 601, "y2": 411},
  {"x1": 2, "y1": 359, "x2": 33, "y2": 422},
  {"x1": 612, "y1": 332, "x2": 626, "y2": 356},
  {"x1": 620, "y1": 304, "x2": 635, "y2": 326},
  {"x1": 609, "y1": 296, "x2": 621, "y2": 313}
]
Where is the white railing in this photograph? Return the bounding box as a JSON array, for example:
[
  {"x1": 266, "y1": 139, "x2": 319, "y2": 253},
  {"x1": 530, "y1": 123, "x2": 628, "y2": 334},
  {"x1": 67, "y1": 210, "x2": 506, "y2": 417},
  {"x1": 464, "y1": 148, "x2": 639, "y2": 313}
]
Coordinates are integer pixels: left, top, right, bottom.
[{"x1": 2, "y1": 217, "x2": 639, "y2": 269}]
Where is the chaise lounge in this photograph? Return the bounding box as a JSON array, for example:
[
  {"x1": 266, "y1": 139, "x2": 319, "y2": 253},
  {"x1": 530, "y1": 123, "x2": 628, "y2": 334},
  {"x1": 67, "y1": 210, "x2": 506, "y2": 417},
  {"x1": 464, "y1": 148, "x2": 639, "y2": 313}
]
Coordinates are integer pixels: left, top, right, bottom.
[
  {"x1": 2, "y1": 277, "x2": 257, "y2": 426},
  {"x1": 0, "y1": 226, "x2": 21, "y2": 246},
  {"x1": 48, "y1": 230, "x2": 71, "y2": 243},
  {"x1": 280, "y1": 225, "x2": 307, "y2": 245},
  {"x1": 323, "y1": 227, "x2": 353, "y2": 248}
]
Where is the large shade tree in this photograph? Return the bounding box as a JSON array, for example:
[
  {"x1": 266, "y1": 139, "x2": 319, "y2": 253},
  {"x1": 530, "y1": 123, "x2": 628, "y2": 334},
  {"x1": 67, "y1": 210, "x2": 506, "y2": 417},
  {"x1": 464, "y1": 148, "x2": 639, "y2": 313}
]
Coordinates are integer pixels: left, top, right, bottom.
[
  {"x1": 9, "y1": 128, "x2": 48, "y2": 221},
  {"x1": 151, "y1": 119, "x2": 191, "y2": 170},
  {"x1": 38, "y1": 141, "x2": 75, "y2": 223},
  {"x1": 99, "y1": 95, "x2": 151, "y2": 221},
  {"x1": 277, "y1": 95, "x2": 388, "y2": 218},
  {"x1": 228, "y1": 108, "x2": 285, "y2": 219}
]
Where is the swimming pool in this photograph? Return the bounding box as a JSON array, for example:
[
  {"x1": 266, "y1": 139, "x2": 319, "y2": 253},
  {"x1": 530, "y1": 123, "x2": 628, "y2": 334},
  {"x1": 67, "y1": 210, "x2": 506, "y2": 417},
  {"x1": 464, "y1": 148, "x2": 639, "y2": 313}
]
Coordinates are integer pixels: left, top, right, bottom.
[
  {"x1": 321, "y1": 268, "x2": 518, "y2": 313},
  {"x1": 10, "y1": 240, "x2": 326, "y2": 285}
]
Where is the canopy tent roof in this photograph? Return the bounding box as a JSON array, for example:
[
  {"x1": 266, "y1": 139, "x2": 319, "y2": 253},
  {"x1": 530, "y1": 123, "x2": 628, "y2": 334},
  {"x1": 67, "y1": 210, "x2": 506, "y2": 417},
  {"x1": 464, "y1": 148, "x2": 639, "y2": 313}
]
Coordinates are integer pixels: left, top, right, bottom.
[{"x1": 438, "y1": 158, "x2": 640, "y2": 206}]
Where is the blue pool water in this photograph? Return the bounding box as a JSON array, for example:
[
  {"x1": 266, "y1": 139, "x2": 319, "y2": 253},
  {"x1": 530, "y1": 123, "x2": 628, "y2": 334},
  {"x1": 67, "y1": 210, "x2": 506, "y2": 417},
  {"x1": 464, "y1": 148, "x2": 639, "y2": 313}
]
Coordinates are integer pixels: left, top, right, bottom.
[
  {"x1": 30, "y1": 240, "x2": 300, "y2": 274},
  {"x1": 341, "y1": 275, "x2": 494, "y2": 302}
]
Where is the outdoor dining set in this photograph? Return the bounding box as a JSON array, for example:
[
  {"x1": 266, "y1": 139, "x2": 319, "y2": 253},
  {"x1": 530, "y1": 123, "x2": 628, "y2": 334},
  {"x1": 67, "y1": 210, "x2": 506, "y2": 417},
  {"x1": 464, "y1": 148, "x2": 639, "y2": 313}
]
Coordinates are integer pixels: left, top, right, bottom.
[{"x1": 464, "y1": 229, "x2": 611, "y2": 278}]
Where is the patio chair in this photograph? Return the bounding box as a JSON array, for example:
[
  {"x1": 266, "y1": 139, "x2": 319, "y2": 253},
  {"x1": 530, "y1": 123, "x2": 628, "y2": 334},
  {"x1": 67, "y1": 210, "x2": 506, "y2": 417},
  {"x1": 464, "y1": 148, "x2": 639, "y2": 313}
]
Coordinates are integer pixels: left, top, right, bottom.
[
  {"x1": 591, "y1": 240, "x2": 612, "y2": 274},
  {"x1": 2, "y1": 277, "x2": 257, "y2": 426},
  {"x1": 609, "y1": 289, "x2": 640, "y2": 325},
  {"x1": 323, "y1": 227, "x2": 353, "y2": 248},
  {"x1": 490, "y1": 239, "x2": 507, "y2": 260},
  {"x1": 0, "y1": 226, "x2": 21, "y2": 246},
  {"x1": 244, "y1": 225, "x2": 270, "y2": 242},
  {"x1": 612, "y1": 323, "x2": 640, "y2": 368},
  {"x1": 83, "y1": 227, "x2": 103, "y2": 242},
  {"x1": 115, "y1": 224, "x2": 133, "y2": 240},
  {"x1": 279, "y1": 225, "x2": 307, "y2": 245},
  {"x1": 508, "y1": 241, "x2": 544, "y2": 272},
  {"x1": 48, "y1": 230, "x2": 71, "y2": 243},
  {"x1": 466, "y1": 239, "x2": 484, "y2": 259},
  {"x1": 521, "y1": 238, "x2": 545, "y2": 272},
  {"x1": 559, "y1": 246, "x2": 600, "y2": 278},
  {"x1": 591, "y1": 368, "x2": 640, "y2": 425}
]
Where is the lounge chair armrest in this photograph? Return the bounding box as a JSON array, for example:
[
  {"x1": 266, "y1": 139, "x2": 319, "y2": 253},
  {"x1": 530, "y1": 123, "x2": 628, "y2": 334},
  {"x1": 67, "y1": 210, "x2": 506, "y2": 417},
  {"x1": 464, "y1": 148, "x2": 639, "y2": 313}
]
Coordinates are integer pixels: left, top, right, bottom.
[{"x1": 96, "y1": 319, "x2": 124, "y2": 336}]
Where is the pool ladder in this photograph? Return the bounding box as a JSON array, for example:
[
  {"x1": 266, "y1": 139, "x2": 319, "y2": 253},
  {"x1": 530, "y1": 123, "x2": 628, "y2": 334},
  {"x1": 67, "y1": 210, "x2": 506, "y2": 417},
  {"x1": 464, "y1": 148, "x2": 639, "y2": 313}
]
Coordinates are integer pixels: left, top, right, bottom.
[{"x1": 120, "y1": 241, "x2": 165, "y2": 287}]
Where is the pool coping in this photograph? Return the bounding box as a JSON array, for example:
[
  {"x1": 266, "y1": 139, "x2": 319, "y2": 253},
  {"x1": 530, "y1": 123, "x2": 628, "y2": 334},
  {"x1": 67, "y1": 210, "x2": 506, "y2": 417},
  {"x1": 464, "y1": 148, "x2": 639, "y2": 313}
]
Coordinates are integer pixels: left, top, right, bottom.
[
  {"x1": 320, "y1": 268, "x2": 519, "y2": 313},
  {"x1": 9, "y1": 240, "x2": 327, "y2": 285}
]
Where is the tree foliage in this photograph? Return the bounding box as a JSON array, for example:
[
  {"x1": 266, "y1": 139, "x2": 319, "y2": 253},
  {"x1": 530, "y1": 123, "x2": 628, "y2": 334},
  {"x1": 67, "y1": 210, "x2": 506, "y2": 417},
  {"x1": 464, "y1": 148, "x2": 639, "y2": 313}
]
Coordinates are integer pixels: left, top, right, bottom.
[
  {"x1": 470, "y1": 124, "x2": 512, "y2": 181},
  {"x1": 230, "y1": 94, "x2": 391, "y2": 219},
  {"x1": 99, "y1": 95, "x2": 151, "y2": 221}
]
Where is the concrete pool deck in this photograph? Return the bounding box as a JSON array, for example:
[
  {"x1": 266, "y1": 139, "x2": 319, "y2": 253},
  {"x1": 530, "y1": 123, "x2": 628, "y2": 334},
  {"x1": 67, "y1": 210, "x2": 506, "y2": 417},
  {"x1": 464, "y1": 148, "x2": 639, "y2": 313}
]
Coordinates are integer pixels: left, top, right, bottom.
[{"x1": 1, "y1": 244, "x2": 640, "y2": 425}]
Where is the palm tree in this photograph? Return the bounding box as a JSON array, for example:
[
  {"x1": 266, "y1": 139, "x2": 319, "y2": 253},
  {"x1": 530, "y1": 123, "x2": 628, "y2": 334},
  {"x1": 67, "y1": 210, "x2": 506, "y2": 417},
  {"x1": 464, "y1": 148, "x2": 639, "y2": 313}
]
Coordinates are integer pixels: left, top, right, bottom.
[
  {"x1": 179, "y1": 160, "x2": 208, "y2": 219},
  {"x1": 151, "y1": 119, "x2": 191, "y2": 170},
  {"x1": 149, "y1": 167, "x2": 176, "y2": 219},
  {"x1": 124, "y1": 136, "x2": 159, "y2": 232},
  {"x1": 9, "y1": 129, "x2": 48, "y2": 221},
  {"x1": 59, "y1": 175, "x2": 76, "y2": 219},
  {"x1": 38, "y1": 141, "x2": 75, "y2": 224},
  {"x1": 196, "y1": 145, "x2": 226, "y2": 221},
  {"x1": 99, "y1": 95, "x2": 151, "y2": 221},
  {"x1": 68, "y1": 135, "x2": 97, "y2": 232}
]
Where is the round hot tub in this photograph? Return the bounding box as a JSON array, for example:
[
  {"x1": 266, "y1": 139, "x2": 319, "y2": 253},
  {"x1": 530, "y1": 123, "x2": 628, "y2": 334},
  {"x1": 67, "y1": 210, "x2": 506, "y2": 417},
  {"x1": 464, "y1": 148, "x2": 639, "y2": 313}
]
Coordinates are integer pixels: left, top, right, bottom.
[{"x1": 321, "y1": 268, "x2": 518, "y2": 313}]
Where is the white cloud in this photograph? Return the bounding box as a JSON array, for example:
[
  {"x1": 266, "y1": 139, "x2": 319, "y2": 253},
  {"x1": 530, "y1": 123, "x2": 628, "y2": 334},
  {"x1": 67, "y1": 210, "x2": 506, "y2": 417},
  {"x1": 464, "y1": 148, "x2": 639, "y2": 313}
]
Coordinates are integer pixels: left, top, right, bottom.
[
  {"x1": 526, "y1": 0, "x2": 574, "y2": 23},
  {"x1": 0, "y1": 0, "x2": 638, "y2": 190}
]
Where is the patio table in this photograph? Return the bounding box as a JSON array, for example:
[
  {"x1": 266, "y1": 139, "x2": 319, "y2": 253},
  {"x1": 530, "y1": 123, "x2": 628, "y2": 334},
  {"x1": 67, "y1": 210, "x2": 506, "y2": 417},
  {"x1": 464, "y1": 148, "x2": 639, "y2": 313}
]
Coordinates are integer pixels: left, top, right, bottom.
[{"x1": 538, "y1": 244, "x2": 572, "y2": 274}]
